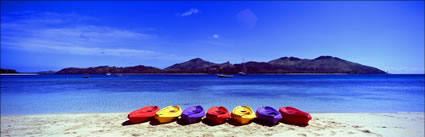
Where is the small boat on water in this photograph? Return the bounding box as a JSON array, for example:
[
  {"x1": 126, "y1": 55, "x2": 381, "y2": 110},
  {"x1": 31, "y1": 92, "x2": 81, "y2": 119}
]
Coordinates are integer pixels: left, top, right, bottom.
[
  {"x1": 181, "y1": 105, "x2": 205, "y2": 124},
  {"x1": 206, "y1": 106, "x2": 230, "y2": 124},
  {"x1": 217, "y1": 74, "x2": 233, "y2": 78},
  {"x1": 256, "y1": 106, "x2": 282, "y2": 125},
  {"x1": 239, "y1": 58, "x2": 247, "y2": 75},
  {"x1": 128, "y1": 106, "x2": 159, "y2": 123},
  {"x1": 279, "y1": 107, "x2": 312, "y2": 126},
  {"x1": 83, "y1": 75, "x2": 89, "y2": 78},
  {"x1": 106, "y1": 73, "x2": 111, "y2": 75},
  {"x1": 231, "y1": 106, "x2": 256, "y2": 124},
  {"x1": 155, "y1": 105, "x2": 182, "y2": 123}
]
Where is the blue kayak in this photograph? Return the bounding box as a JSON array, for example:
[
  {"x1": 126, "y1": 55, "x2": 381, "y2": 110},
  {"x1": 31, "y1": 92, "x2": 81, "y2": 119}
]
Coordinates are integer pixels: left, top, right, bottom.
[
  {"x1": 256, "y1": 106, "x2": 282, "y2": 125},
  {"x1": 181, "y1": 105, "x2": 206, "y2": 124}
]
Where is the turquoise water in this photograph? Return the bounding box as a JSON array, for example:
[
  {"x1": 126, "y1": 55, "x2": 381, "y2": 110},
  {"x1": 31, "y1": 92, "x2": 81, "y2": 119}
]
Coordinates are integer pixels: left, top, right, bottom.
[{"x1": 1, "y1": 74, "x2": 424, "y2": 115}]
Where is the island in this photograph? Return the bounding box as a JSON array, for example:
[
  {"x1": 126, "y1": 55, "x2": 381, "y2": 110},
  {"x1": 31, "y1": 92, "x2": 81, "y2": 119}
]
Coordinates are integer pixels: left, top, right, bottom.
[{"x1": 55, "y1": 56, "x2": 386, "y2": 74}]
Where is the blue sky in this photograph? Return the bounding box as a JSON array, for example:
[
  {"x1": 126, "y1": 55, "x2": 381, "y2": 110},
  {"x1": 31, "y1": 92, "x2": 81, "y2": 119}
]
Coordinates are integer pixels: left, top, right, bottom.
[{"x1": 1, "y1": 1, "x2": 424, "y2": 73}]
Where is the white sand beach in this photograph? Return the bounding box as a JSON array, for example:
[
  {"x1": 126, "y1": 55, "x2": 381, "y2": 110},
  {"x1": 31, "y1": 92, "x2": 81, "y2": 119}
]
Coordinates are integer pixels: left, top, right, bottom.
[{"x1": 1, "y1": 112, "x2": 423, "y2": 137}]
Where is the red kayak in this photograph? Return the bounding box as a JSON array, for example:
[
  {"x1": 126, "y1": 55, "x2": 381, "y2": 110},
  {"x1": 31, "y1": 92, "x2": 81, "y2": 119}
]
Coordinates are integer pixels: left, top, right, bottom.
[
  {"x1": 206, "y1": 106, "x2": 230, "y2": 124},
  {"x1": 279, "y1": 107, "x2": 312, "y2": 126},
  {"x1": 128, "y1": 106, "x2": 159, "y2": 123}
]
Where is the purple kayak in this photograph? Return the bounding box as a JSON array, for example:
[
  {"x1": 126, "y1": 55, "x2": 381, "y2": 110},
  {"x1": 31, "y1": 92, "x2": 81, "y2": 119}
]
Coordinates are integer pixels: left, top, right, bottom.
[
  {"x1": 181, "y1": 105, "x2": 206, "y2": 124},
  {"x1": 256, "y1": 106, "x2": 282, "y2": 125}
]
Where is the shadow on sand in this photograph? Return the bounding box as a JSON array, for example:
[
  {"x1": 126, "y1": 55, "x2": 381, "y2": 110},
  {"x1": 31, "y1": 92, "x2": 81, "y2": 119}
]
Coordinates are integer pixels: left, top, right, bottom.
[
  {"x1": 121, "y1": 120, "x2": 136, "y2": 126},
  {"x1": 252, "y1": 118, "x2": 279, "y2": 127},
  {"x1": 122, "y1": 117, "x2": 309, "y2": 127},
  {"x1": 176, "y1": 119, "x2": 202, "y2": 126},
  {"x1": 281, "y1": 121, "x2": 309, "y2": 127},
  {"x1": 121, "y1": 120, "x2": 150, "y2": 126},
  {"x1": 201, "y1": 118, "x2": 227, "y2": 126}
]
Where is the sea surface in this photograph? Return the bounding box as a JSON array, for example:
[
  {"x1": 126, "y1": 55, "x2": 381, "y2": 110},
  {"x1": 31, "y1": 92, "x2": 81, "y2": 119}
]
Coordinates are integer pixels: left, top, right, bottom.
[{"x1": 1, "y1": 74, "x2": 424, "y2": 115}]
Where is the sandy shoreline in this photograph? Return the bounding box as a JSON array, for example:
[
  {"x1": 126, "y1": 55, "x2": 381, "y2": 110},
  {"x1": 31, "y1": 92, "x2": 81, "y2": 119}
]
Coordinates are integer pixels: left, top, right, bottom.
[{"x1": 1, "y1": 112, "x2": 423, "y2": 137}]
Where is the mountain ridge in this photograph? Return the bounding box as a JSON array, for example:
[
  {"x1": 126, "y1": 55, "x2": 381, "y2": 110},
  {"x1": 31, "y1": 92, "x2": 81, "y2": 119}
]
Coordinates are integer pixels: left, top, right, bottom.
[{"x1": 55, "y1": 56, "x2": 387, "y2": 74}]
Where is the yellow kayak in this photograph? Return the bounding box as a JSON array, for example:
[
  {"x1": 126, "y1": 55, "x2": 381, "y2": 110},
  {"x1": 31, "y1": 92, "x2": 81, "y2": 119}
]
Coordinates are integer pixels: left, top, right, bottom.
[
  {"x1": 154, "y1": 105, "x2": 182, "y2": 123},
  {"x1": 231, "y1": 106, "x2": 256, "y2": 124}
]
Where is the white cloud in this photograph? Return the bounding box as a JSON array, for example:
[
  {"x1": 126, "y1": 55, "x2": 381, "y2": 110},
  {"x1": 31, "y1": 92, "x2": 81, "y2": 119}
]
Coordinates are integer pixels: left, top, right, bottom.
[
  {"x1": 1, "y1": 12, "x2": 157, "y2": 57},
  {"x1": 213, "y1": 34, "x2": 220, "y2": 39},
  {"x1": 2, "y1": 11, "x2": 94, "y2": 25},
  {"x1": 179, "y1": 8, "x2": 199, "y2": 16},
  {"x1": 3, "y1": 38, "x2": 153, "y2": 56}
]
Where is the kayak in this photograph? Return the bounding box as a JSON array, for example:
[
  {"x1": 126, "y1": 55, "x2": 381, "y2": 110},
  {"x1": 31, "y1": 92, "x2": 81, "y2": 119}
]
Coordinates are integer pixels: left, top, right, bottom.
[
  {"x1": 181, "y1": 105, "x2": 206, "y2": 124},
  {"x1": 206, "y1": 106, "x2": 230, "y2": 124},
  {"x1": 154, "y1": 105, "x2": 183, "y2": 123},
  {"x1": 279, "y1": 107, "x2": 312, "y2": 126},
  {"x1": 256, "y1": 106, "x2": 282, "y2": 125},
  {"x1": 127, "y1": 106, "x2": 159, "y2": 123},
  {"x1": 231, "y1": 106, "x2": 256, "y2": 124}
]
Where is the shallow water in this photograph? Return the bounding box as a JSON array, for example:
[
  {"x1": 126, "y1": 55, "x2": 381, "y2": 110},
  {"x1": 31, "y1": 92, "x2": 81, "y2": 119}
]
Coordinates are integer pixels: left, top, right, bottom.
[{"x1": 1, "y1": 74, "x2": 424, "y2": 114}]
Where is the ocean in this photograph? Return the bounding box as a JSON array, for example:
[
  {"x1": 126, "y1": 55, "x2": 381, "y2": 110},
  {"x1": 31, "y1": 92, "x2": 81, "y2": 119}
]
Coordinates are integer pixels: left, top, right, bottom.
[{"x1": 1, "y1": 74, "x2": 424, "y2": 115}]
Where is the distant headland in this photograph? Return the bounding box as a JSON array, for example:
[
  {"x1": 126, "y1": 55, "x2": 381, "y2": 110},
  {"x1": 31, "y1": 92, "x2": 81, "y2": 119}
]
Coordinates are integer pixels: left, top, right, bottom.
[
  {"x1": 50, "y1": 56, "x2": 386, "y2": 74},
  {"x1": 0, "y1": 68, "x2": 19, "y2": 73},
  {"x1": 0, "y1": 68, "x2": 40, "y2": 75}
]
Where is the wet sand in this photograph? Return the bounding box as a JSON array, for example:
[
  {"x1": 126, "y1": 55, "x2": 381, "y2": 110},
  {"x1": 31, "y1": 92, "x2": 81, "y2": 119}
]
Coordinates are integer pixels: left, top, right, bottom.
[{"x1": 1, "y1": 112, "x2": 423, "y2": 137}]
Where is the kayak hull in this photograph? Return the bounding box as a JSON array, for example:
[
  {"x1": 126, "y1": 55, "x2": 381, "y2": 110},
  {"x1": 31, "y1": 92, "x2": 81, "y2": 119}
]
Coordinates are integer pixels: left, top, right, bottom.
[
  {"x1": 231, "y1": 114, "x2": 254, "y2": 124},
  {"x1": 279, "y1": 107, "x2": 312, "y2": 126},
  {"x1": 181, "y1": 105, "x2": 206, "y2": 124},
  {"x1": 154, "y1": 115, "x2": 179, "y2": 123},
  {"x1": 231, "y1": 106, "x2": 256, "y2": 125},
  {"x1": 128, "y1": 106, "x2": 159, "y2": 123},
  {"x1": 256, "y1": 106, "x2": 282, "y2": 125},
  {"x1": 129, "y1": 116, "x2": 152, "y2": 124},
  {"x1": 155, "y1": 106, "x2": 183, "y2": 124},
  {"x1": 206, "y1": 106, "x2": 230, "y2": 124},
  {"x1": 206, "y1": 114, "x2": 227, "y2": 124},
  {"x1": 181, "y1": 115, "x2": 202, "y2": 124}
]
